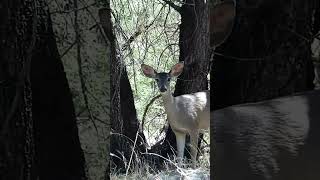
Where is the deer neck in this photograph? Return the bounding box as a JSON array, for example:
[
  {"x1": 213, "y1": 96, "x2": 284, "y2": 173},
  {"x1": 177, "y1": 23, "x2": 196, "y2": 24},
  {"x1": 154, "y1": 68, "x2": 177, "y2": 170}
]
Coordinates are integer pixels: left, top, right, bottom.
[
  {"x1": 160, "y1": 90, "x2": 175, "y2": 113},
  {"x1": 161, "y1": 90, "x2": 176, "y2": 122}
]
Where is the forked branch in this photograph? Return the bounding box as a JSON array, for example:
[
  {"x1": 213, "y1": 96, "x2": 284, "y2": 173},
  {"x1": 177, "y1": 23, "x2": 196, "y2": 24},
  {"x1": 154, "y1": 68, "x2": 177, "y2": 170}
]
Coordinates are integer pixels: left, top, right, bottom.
[{"x1": 162, "y1": 0, "x2": 182, "y2": 13}]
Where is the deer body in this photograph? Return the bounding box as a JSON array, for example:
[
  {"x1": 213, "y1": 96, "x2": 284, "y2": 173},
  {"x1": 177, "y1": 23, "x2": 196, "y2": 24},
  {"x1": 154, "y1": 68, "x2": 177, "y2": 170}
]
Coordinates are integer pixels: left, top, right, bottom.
[
  {"x1": 213, "y1": 90, "x2": 320, "y2": 180},
  {"x1": 162, "y1": 90, "x2": 210, "y2": 133},
  {"x1": 162, "y1": 90, "x2": 210, "y2": 166}
]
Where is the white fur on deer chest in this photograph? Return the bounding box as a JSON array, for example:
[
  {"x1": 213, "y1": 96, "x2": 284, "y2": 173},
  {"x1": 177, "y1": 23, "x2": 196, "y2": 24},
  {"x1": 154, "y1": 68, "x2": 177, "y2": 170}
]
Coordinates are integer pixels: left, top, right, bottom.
[{"x1": 163, "y1": 91, "x2": 210, "y2": 133}]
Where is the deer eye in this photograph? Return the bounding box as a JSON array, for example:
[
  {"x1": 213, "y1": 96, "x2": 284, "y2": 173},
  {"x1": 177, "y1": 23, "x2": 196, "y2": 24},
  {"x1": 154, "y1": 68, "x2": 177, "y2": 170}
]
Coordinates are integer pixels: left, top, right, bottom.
[
  {"x1": 168, "y1": 78, "x2": 171, "y2": 81},
  {"x1": 155, "y1": 79, "x2": 159, "y2": 82}
]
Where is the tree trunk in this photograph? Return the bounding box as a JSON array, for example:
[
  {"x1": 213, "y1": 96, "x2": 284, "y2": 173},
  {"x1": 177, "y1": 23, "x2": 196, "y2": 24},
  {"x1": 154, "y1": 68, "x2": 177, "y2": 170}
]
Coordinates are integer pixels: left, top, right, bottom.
[
  {"x1": 312, "y1": 1, "x2": 320, "y2": 35},
  {"x1": 175, "y1": 0, "x2": 210, "y2": 95},
  {"x1": 1, "y1": 0, "x2": 87, "y2": 180},
  {"x1": 99, "y1": 6, "x2": 146, "y2": 174},
  {"x1": 213, "y1": 0, "x2": 317, "y2": 110},
  {"x1": 0, "y1": 0, "x2": 37, "y2": 179},
  {"x1": 31, "y1": 16, "x2": 87, "y2": 180}
]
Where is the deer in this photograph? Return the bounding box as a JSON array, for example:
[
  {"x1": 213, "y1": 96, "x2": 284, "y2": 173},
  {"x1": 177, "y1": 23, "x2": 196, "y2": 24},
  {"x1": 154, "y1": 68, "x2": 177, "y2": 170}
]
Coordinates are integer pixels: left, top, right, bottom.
[
  {"x1": 140, "y1": 0, "x2": 236, "y2": 167},
  {"x1": 141, "y1": 62, "x2": 210, "y2": 167}
]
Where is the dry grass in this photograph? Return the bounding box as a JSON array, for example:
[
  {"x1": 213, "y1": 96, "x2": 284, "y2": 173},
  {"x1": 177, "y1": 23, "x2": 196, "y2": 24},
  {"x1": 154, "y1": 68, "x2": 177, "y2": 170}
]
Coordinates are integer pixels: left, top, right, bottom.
[{"x1": 110, "y1": 143, "x2": 210, "y2": 180}]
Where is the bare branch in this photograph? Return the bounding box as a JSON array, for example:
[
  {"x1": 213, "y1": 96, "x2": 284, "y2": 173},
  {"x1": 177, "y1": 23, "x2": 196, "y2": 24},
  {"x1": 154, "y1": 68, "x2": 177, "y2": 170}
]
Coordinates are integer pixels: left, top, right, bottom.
[
  {"x1": 162, "y1": 0, "x2": 181, "y2": 13},
  {"x1": 121, "y1": 3, "x2": 167, "y2": 51},
  {"x1": 141, "y1": 95, "x2": 161, "y2": 132}
]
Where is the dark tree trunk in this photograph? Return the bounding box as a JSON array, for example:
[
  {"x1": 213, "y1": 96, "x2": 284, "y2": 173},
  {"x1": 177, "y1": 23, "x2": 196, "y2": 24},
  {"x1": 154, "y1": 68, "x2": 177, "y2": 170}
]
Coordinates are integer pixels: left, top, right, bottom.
[
  {"x1": 99, "y1": 6, "x2": 146, "y2": 174},
  {"x1": 31, "y1": 16, "x2": 87, "y2": 180},
  {"x1": 213, "y1": 0, "x2": 317, "y2": 110},
  {"x1": 0, "y1": 0, "x2": 37, "y2": 179},
  {"x1": 31, "y1": 4, "x2": 87, "y2": 180},
  {"x1": 175, "y1": 0, "x2": 210, "y2": 95},
  {"x1": 150, "y1": 0, "x2": 210, "y2": 165},
  {"x1": 1, "y1": 0, "x2": 87, "y2": 180},
  {"x1": 312, "y1": 1, "x2": 320, "y2": 35}
]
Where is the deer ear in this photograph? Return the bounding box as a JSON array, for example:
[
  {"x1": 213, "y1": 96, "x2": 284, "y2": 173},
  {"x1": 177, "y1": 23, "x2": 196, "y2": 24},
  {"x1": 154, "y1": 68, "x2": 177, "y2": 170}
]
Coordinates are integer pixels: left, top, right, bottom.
[
  {"x1": 141, "y1": 64, "x2": 157, "y2": 78},
  {"x1": 170, "y1": 61, "x2": 184, "y2": 77},
  {"x1": 210, "y1": 0, "x2": 236, "y2": 48}
]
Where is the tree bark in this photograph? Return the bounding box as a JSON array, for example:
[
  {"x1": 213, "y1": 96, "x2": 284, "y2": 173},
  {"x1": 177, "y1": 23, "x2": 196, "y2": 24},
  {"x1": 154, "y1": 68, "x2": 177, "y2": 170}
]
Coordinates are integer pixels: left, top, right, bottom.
[
  {"x1": 213, "y1": 0, "x2": 317, "y2": 110},
  {"x1": 1, "y1": 0, "x2": 87, "y2": 180},
  {"x1": 31, "y1": 16, "x2": 87, "y2": 180},
  {"x1": 0, "y1": 0, "x2": 37, "y2": 179},
  {"x1": 99, "y1": 5, "x2": 146, "y2": 174}
]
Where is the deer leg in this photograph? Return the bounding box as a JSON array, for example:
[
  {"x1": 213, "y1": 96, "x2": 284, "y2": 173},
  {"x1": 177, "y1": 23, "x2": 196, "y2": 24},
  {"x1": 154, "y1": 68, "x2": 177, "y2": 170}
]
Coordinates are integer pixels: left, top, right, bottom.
[
  {"x1": 174, "y1": 131, "x2": 186, "y2": 164},
  {"x1": 190, "y1": 130, "x2": 199, "y2": 168}
]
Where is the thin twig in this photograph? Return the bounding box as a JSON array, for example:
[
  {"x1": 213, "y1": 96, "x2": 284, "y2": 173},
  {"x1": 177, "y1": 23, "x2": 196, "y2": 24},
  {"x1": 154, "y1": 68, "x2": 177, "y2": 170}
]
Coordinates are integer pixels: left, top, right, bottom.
[
  {"x1": 59, "y1": 40, "x2": 77, "y2": 58},
  {"x1": 141, "y1": 95, "x2": 161, "y2": 132},
  {"x1": 126, "y1": 130, "x2": 139, "y2": 176},
  {"x1": 120, "y1": 3, "x2": 167, "y2": 51}
]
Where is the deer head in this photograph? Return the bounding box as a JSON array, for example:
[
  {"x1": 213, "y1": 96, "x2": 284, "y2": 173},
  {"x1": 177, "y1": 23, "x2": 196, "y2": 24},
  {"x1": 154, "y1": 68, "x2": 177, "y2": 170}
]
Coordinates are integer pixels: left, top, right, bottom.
[{"x1": 141, "y1": 62, "x2": 184, "y2": 93}]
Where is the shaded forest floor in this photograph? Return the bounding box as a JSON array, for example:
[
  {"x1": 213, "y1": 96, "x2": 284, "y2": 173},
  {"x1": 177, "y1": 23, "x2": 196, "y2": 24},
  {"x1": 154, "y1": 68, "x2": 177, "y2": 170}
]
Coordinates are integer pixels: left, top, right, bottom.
[{"x1": 110, "y1": 149, "x2": 210, "y2": 180}]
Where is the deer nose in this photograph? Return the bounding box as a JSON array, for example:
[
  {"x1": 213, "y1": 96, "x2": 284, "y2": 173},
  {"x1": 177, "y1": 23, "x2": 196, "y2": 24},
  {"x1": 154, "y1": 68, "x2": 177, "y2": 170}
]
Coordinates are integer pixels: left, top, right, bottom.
[{"x1": 160, "y1": 87, "x2": 167, "y2": 92}]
